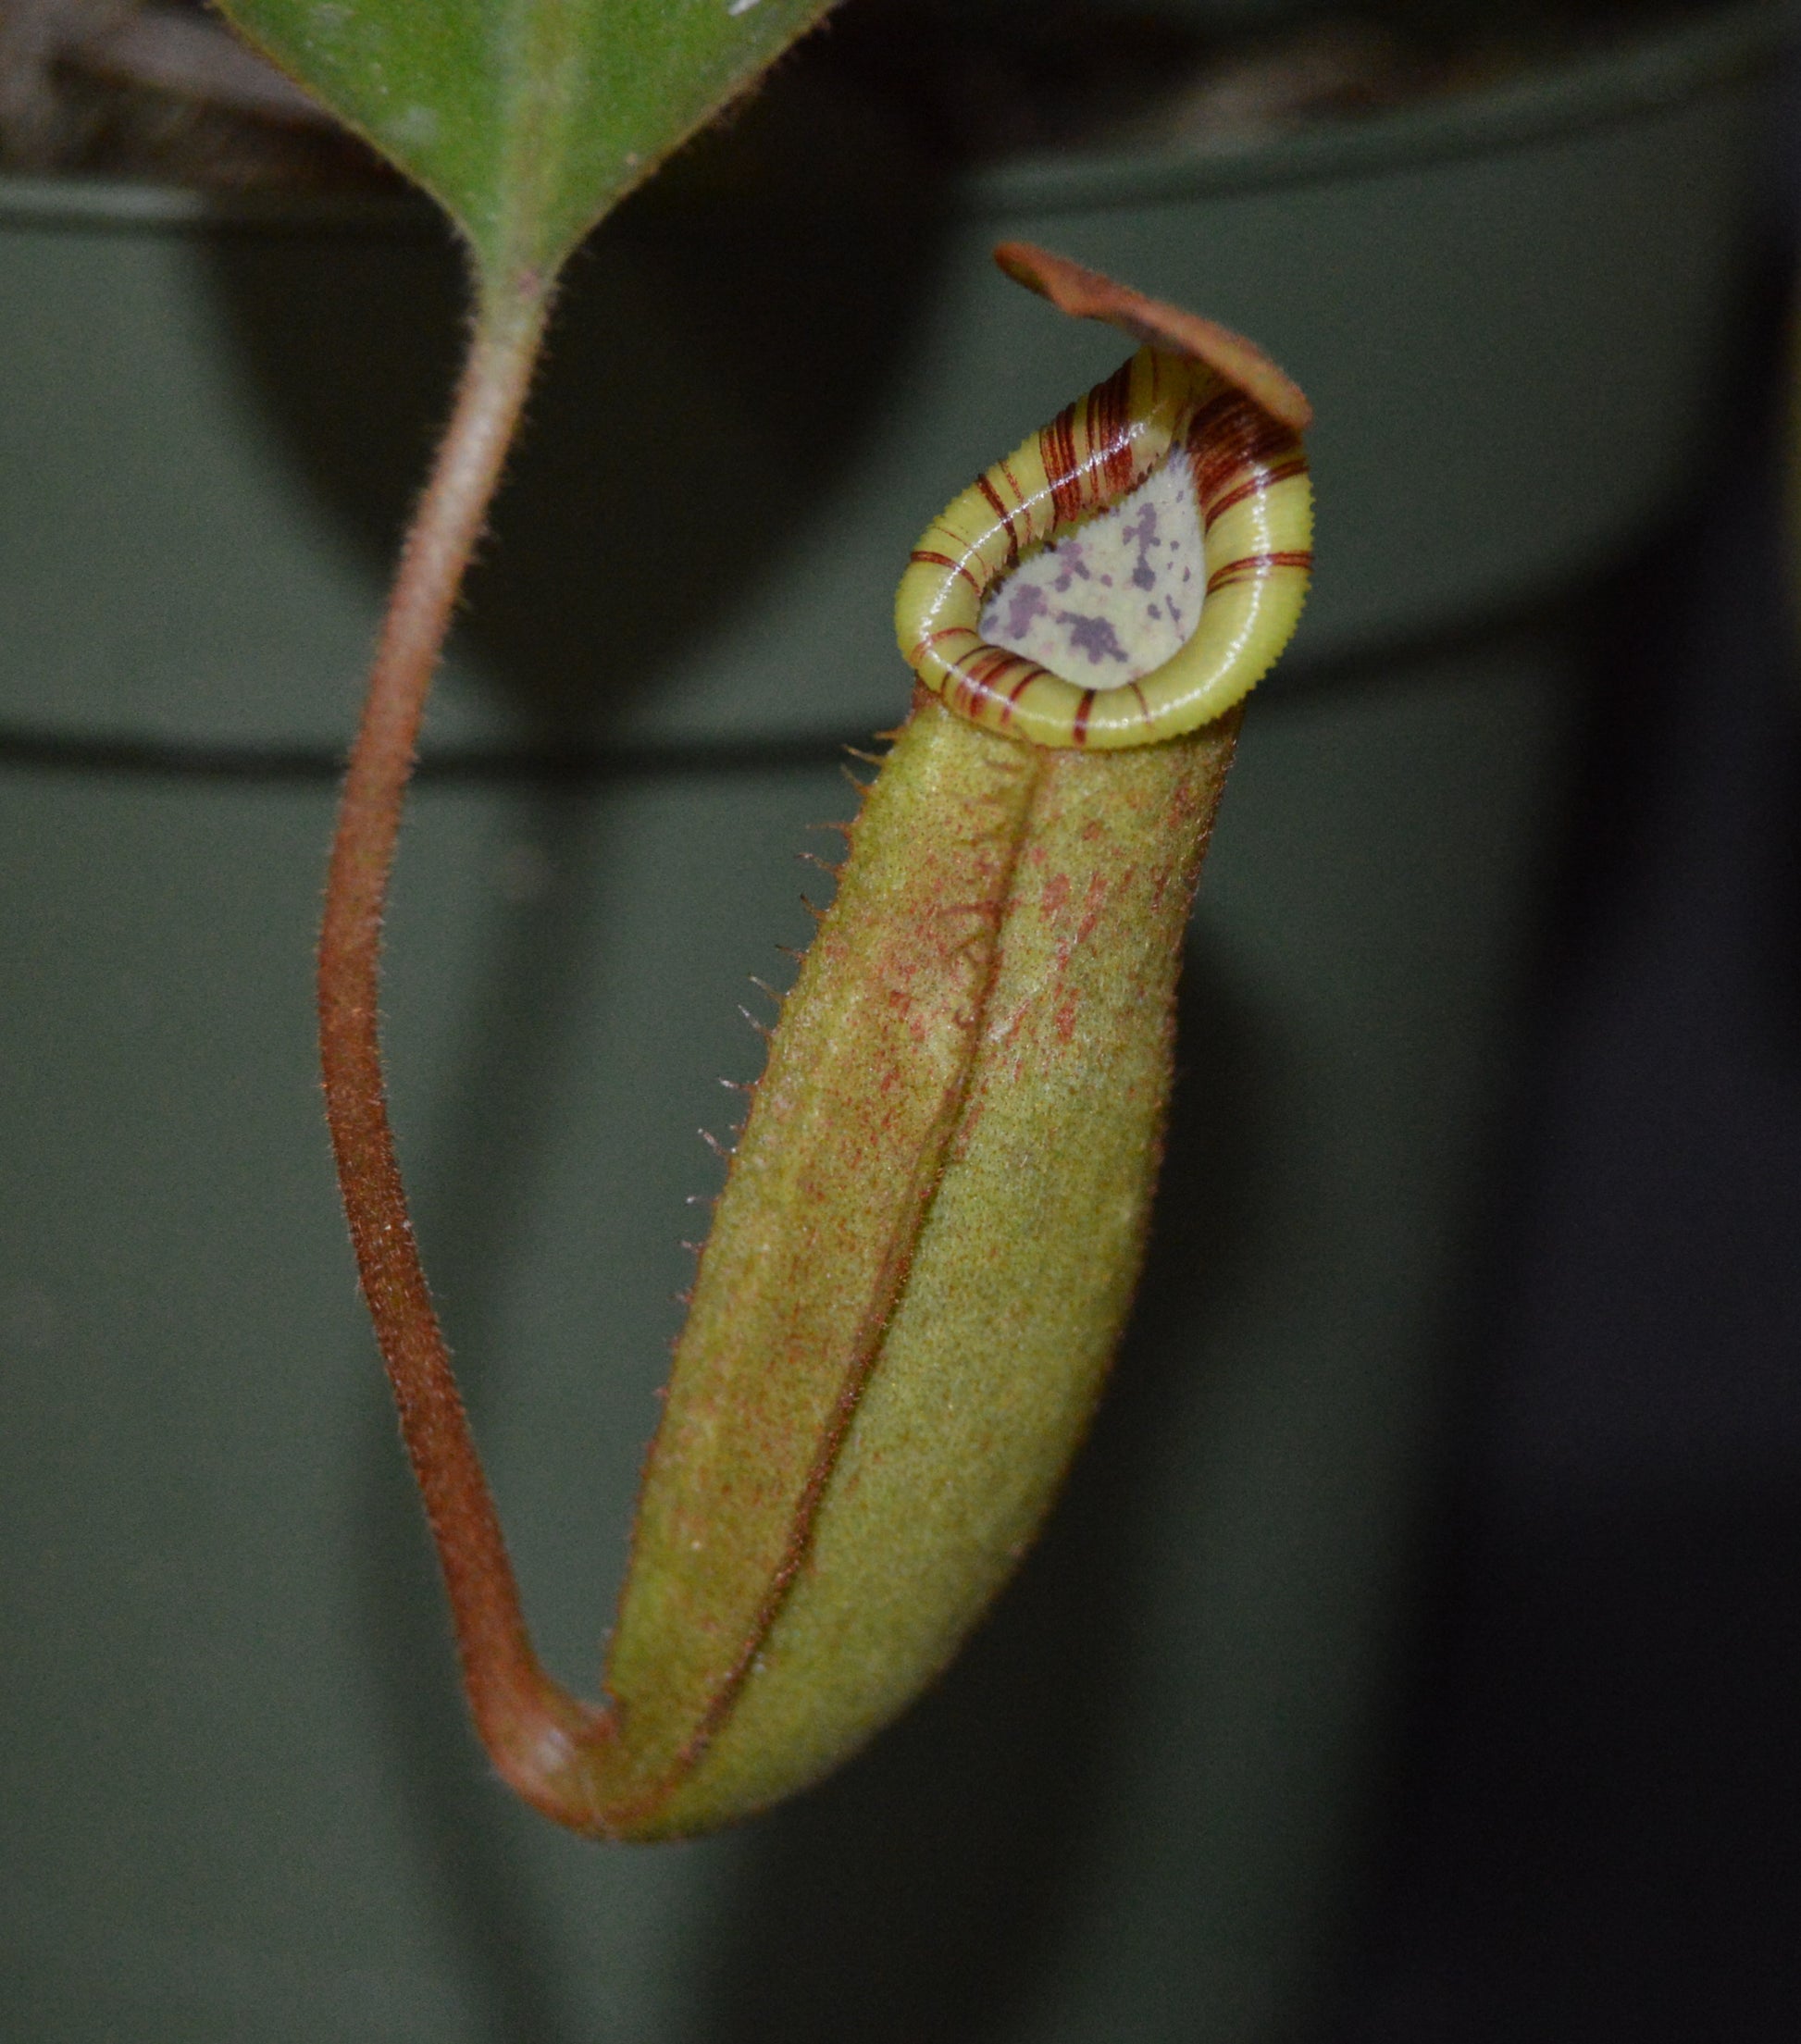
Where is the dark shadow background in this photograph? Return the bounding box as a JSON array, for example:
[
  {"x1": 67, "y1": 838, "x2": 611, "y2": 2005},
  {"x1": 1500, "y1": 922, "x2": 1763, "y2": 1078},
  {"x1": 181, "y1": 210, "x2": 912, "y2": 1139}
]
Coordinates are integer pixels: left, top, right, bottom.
[{"x1": 1311, "y1": 254, "x2": 1801, "y2": 2039}]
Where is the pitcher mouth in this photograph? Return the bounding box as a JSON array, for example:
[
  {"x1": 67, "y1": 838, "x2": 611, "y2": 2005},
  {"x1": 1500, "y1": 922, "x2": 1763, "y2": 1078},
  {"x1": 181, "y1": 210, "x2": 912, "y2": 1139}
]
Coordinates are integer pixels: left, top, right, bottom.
[
  {"x1": 976, "y1": 429, "x2": 1208, "y2": 698},
  {"x1": 897, "y1": 342, "x2": 1311, "y2": 749}
]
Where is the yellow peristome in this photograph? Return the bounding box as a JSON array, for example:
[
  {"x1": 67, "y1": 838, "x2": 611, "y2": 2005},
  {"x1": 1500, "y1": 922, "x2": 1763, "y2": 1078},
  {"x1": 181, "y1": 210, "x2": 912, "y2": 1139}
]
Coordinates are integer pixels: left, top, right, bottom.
[{"x1": 897, "y1": 347, "x2": 1312, "y2": 749}]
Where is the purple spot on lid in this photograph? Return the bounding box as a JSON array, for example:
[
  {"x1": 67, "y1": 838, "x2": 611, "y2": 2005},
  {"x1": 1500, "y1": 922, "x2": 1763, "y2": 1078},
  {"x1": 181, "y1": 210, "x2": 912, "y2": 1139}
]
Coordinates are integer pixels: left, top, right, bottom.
[
  {"x1": 1050, "y1": 539, "x2": 1091, "y2": 593},
  {"x1": 1000, "y1": 580, "x2": 1050, "y2": 641},
  {"x1": 1123, "y1": 502, "x2": 1162, "y2": 590},
  {"x1": 1058, "y1": 613, "x2": 1130, "y2": 666}
]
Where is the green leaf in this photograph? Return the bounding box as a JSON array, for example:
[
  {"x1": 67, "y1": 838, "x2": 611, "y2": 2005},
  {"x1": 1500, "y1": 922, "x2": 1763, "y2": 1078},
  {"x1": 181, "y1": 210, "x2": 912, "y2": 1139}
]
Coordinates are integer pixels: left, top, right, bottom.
[{"x1": 215, "y1": 0, "x2": 842, "y2": 286}]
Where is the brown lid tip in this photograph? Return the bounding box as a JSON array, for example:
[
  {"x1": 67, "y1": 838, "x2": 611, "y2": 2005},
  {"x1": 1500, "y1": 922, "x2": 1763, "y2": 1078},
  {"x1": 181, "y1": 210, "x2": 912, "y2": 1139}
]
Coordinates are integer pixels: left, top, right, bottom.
[{"x1": 993, "y1": 240, "x2": 1312, "y2": 433}]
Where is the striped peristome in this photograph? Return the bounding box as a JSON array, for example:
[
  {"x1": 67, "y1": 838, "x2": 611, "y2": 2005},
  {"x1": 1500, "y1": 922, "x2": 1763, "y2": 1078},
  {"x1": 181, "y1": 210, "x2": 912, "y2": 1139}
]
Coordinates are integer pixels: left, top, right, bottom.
[{"x1": 897, "y1": 259, "x2": 1312, "y2": 749}]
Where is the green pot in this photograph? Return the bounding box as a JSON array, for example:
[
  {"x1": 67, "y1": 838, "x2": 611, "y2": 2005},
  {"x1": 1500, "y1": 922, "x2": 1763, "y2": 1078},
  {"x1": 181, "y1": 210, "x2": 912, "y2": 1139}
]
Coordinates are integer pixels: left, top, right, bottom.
[{"x1": 1, "y1": 6, "x2": 1788, "y2": 2038}]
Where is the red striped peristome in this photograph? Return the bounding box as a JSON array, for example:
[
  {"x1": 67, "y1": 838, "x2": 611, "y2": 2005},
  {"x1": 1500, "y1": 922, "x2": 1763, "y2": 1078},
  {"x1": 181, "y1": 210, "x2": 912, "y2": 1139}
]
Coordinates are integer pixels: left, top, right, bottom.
[{"x1": 895, "y1": 340, "x2": 1312, "y2": 750}]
